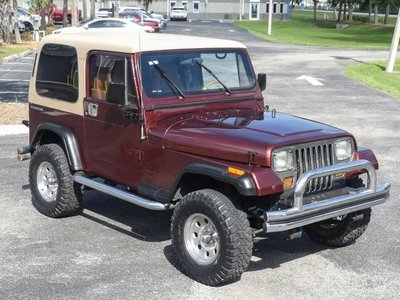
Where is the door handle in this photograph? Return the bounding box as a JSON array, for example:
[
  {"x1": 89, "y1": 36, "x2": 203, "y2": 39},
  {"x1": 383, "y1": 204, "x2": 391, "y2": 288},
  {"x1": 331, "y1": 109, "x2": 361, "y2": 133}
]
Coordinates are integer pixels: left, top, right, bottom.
[{"x1": 88, "y1": 103, "x2": 98, "y2": 117}]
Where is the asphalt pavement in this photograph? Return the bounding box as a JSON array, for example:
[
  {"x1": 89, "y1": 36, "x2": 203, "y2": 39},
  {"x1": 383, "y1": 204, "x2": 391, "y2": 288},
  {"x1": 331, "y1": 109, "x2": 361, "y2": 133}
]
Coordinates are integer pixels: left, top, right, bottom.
[
  {"x1": 1, "y1": 21, "x2": 399, "y2": 299},
  {"x1": 0, "y1": 54, "x2": 33, "y2": 103}
]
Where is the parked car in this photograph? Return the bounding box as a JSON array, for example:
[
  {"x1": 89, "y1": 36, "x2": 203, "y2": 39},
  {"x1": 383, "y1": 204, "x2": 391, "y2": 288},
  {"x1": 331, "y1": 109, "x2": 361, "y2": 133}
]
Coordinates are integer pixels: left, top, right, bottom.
[
  {"x1": 0, "y1": 15, "x2": 25, "y2": 32},
  {"x1": 170, "y1": 7, "x2": 187, "y2": 21},
  {"x1": 119, "y1": 12, "x2": 160, "y2": 32},
  {"x1": 96, "y1": 8, "x2": 113, "y2": 18},
  {"x1": 36, "y1": 3, "x2": 81, "y2": 24},
  {"x1": 118, "y1": 6, "x2": 166, "y2": 29},
  {"x1": 17, "y1": 7, "x2": 35, "y2": 31},
  {"x1": 52, "y1": 18, "x2": 155, "y2": 34},
  {"x1": 20, "y1": 30, "x2": 390, "y2": 286}
]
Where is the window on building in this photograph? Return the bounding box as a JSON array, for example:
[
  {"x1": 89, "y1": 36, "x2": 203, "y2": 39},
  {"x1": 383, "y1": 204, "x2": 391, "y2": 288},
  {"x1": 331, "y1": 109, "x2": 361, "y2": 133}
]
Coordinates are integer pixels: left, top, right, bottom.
[
  {"x1": 88, "y1": 53, "x2": 137, "y2": 108},
  {"x1": 36, "y1": 43, "x2": 78, "y2": 102},
  {"x1": 273, "y1": 3, "x2": 277, "y2": 14},
  {"x1": 266, "y1": 3, "x2": 269, "y2": 14},
  {"x1": 280, "y1": 3, "x2": 284, "y2": 14},
  {"x1": 193, "y1": 1, "x2": 199, "y2": 13}
]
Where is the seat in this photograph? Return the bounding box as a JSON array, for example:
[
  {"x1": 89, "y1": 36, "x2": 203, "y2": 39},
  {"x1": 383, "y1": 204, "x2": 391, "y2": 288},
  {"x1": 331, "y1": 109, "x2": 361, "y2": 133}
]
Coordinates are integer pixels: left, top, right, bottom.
[
  {"x1": 106, "y1": 60, "x2": 126, "y2": 105},
  {"x1": 91, "y1": 67, "x2": 109, "y2": 100}
]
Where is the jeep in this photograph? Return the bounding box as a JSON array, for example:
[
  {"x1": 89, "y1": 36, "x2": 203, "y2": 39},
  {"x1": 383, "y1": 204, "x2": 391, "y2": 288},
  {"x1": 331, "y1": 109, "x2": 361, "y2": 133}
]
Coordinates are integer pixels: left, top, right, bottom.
[{"x1": 18, "y1": 32, "x2": 390, "y2": 286}]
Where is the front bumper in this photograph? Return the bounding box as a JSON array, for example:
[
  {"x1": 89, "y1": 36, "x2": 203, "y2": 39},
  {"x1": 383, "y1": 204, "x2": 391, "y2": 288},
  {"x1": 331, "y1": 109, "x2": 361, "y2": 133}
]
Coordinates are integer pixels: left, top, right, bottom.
[{"x1": 263, "y1": 160, "x2": 390, "y2": 233}]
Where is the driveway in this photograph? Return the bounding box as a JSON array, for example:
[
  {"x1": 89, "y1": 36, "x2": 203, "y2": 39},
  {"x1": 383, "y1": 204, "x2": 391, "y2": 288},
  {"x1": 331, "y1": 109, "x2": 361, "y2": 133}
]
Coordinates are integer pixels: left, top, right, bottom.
[{"x1": 1, "y1": 21, "x2": 399, "y2": 299}]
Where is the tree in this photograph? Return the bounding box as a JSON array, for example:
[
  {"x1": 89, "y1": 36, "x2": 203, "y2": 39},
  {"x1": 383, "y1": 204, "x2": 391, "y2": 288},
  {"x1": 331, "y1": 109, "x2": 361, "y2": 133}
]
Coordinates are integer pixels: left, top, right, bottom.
[
  {"x1": 138, "y1": 0, "x2": 153, "y2": 12},
  {"x1": 0, "y1": 0, "x2": 12, "y2": 44},
  {"x1": 27, "y1": 0, "x2": 52, "y2": 30},
  {"x1": 82, "y1": 0, "x2": 88, "y2": 21},
  {"x1": 90, "y1": 0, "x2": 95, "y2": 20},
  {"x1": 63, "y1": 0, "x2": 68, "y2": 27},
  {"x1": 12, "y1": 0, "x2": 21, "y2": 43}
]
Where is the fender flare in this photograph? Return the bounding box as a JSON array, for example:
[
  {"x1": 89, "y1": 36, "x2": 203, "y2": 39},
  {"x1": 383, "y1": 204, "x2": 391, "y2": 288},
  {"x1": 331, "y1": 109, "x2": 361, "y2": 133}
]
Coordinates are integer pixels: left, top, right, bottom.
[
  {"x1": 173, "y1": 162, "x2": 257, "y2": 197},
  {"x1": 31, "y1": 122, "x2": 83, "y2": 170}
]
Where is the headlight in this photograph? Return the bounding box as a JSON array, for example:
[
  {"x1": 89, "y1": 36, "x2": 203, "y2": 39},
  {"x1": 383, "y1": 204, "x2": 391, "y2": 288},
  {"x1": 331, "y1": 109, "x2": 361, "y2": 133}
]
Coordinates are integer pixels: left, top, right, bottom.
[
  {"x1": 273, "y1": 150, "x2": 294, "y2": 172},
  {"x1": 335, "y1": 139, "x2": 353, "y2": 161}
]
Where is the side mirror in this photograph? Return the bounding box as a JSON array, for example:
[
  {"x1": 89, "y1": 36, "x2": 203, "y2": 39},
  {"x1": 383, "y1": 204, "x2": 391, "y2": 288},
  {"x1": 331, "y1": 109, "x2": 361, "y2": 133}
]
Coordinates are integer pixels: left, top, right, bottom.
[{"x1": 257, "y1": 73, "x2": 267, "y2": 91}]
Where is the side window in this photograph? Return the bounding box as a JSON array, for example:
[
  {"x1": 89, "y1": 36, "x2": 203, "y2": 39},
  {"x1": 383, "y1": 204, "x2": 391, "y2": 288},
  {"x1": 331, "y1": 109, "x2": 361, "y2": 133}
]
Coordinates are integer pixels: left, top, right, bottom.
[
  {"x1": 88, "y1": 53, "x2": 137, "y2": 108},
  {"x1": 36, "y1": 43, "x2": 78, "y2": 102},
  {"x1": 88, "y1": 20, "x2": 106, "y2": 28}
]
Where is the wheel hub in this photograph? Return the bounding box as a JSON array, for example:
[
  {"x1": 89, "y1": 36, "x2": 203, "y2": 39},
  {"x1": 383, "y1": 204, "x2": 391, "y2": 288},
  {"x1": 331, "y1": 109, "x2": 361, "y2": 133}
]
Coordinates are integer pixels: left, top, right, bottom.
[
  {"x1": 183, "y1": 213, "x2": 220, "y2": 265},
  {"x1": 36, "y1": 161, "x2": 58, "y2": 202}
]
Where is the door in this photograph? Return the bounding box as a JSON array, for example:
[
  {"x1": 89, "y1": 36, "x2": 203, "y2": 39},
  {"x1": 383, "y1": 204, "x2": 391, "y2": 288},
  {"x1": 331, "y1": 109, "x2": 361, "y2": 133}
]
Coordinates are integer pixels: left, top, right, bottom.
[
  {"x1": 83, "y1": 52, "x2": 142, "y2": 187},
  {"x1": 249, "y1": 2, "x2": 260, "y2": 21}
]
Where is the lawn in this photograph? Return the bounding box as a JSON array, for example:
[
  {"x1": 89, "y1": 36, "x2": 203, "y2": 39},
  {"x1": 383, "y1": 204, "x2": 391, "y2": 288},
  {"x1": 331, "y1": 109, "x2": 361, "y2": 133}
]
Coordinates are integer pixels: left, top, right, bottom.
[
  {"x1": 235, "y1": 10, "x2": 397, "y2": 49},
  {"x1": 0, "y1": 45, "x2": 31, "y2": 59},
  {"x1": 345, "y1": 60, "x2": 400, "y2": 99}
]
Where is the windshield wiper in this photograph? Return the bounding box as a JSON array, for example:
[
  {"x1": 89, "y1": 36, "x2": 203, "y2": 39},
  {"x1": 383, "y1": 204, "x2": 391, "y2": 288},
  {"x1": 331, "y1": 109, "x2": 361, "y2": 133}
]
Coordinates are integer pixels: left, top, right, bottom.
[
  {"x1": 194, "y1": 59, "x2": 232, "y2": 95},
  {"x1": 149, "y1": 61, "x2": 185, "y2": 100}
]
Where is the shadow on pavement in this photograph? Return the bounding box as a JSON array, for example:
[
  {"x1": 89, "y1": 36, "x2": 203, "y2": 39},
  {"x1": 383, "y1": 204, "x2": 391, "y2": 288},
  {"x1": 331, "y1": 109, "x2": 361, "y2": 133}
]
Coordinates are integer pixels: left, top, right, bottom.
[{"x1": 80, "y1": 190, "x2": 173, "y2": 242}]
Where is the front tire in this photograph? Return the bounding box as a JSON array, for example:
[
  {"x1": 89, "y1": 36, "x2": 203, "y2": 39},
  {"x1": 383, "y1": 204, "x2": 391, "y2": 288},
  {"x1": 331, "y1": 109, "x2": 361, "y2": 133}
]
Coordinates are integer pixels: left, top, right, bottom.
[
  {"x1": 29, "y1": 144, "x2": 82, "y2": 218},
  {"x1": 171, "y1": 189, "x2": 253, "y2": 286},
  {"x1": 303, "y1": 209, "x2": 371, "y2": 247}
]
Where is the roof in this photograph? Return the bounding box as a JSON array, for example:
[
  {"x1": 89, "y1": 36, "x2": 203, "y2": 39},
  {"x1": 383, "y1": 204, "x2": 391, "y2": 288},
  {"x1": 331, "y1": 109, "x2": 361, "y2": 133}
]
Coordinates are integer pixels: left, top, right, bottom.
[{"x1": 38, "y1": 31, "x2": 247, "y2": 57}]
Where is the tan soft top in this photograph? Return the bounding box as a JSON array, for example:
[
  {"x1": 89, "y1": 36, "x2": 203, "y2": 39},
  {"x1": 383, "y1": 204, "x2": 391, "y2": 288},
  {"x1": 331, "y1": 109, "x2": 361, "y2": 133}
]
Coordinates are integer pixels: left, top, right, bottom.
[{"x1": 38, "y1": 31, "x2": 247, "y2": 57}]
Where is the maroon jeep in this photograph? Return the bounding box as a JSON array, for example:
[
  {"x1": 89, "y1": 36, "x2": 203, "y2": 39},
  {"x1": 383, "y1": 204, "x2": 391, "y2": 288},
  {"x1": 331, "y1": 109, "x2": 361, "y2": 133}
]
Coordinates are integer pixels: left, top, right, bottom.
[{"x1": 18, "y1": 32, "x2": 390, "y2": 285}]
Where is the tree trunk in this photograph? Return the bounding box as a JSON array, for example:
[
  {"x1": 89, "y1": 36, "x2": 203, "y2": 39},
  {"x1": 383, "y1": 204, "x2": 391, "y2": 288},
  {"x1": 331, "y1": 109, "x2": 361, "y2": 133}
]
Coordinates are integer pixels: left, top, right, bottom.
[
  {"x1": 82, "y1": 0, "x2": 88, "y2": 21},
  {"x1": 71, "y1": 0, "x2": 78, "y2": 26},
  {"x1": 90, "y1": 0, "x2": 95, "y2": 20},
  {"x1": 48, "y1": 1, "x2": 55, "y2": 26},
  {"x1": 374, "y1": 4, "x2": 378, "y2": 24},
  {"x1": 384, "y1": 4, "x2": 390, "y2": 25},
  {"x1": 348, "y1": 2, "x2": 353, "y2": 22},
  {"x1": 313, "y1": 0, "x2": 317, "y2": 23},
  {"x1": 63, "y1": 0, "x2": 68, "y2": 27},
  {"x1": 343, "y1": 1, "x2": 347, "y2": 22},
  {"x1": 337, "y1": 2, "x2": 343, "y2": 23},
  {"x1": 12, "y1": 0, "x2": 21, "y2": 43},
  {"x1": 40, "y1": 9, "x2": 46, "y2": 30},
  {"x1": 0, "y1": 0, "x2": 12, "y2": 44},
  {"x1": 368, "y1": 2, "x2": 372, "y2": 23}
]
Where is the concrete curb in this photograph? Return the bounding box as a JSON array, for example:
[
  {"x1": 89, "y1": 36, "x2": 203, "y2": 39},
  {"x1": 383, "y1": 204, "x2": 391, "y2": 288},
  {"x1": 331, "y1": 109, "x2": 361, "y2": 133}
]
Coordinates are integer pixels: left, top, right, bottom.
[
  {"x1": 0, "y1": 49, "x2": 35, "y2": 64},
  {"x1": 0, "y1": 125, "x2": 28, "y2": 136}
]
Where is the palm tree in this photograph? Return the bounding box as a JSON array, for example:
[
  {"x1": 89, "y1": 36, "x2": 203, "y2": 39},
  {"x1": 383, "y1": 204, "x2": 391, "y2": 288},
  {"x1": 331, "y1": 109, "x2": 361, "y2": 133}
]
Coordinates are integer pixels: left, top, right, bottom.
[{"x1": 0, "y1": 0, "x2": 12, "y2": 44}]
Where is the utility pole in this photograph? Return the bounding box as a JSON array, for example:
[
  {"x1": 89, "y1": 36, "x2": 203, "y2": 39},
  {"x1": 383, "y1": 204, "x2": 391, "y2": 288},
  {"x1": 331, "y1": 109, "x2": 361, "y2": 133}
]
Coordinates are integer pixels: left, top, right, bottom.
[{"x1": 386, "y1": 9, "x2": 400, "y2": 73}]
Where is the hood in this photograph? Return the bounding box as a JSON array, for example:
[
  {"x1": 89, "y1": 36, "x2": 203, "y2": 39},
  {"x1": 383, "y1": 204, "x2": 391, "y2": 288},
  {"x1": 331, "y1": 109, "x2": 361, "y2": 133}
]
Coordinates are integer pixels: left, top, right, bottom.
[{"x1": 159, "y1": 109, "x2": 352, "y2": 167}]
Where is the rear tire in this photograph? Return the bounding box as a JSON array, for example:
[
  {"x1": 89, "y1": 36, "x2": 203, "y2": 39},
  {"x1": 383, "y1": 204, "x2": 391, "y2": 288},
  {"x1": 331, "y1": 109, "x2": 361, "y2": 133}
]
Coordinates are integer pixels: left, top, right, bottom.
[
  {"x1": 29, "y1": 144, "x2": 82, "y2": 218},
  {"x1": 171, "y1": 189, "x2": 253, "y2": 286}
]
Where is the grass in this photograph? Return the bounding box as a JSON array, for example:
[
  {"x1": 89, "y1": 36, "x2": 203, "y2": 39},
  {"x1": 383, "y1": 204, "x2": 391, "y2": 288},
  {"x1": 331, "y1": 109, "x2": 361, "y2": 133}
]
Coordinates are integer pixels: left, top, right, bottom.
[
  {"x1": 0, "y1": 32, "x2": 38, "y2": 59},
  {"x1": 345, "y1": 60, "x2": 400, "y2": 99},
  {"x1": 235, "y1": 9, "x2": 397, "y2": 49},
  {"x1": 0, "y1": 45, "x2": 31, "y2": 58}
]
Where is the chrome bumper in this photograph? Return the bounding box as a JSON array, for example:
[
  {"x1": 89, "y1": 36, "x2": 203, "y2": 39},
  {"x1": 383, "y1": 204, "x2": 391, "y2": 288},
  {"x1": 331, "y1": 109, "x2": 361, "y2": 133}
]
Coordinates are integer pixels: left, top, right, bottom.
[{"x1": 263, "y1": 160, "x2": 390, "y2": 233}]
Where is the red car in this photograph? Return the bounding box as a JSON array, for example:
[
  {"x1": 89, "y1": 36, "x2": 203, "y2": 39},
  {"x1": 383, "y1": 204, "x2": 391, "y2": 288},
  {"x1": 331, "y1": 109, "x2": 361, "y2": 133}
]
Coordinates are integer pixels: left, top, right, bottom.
[{"x1": 119, "y1": 11, "x2": 160, "y2": 32}]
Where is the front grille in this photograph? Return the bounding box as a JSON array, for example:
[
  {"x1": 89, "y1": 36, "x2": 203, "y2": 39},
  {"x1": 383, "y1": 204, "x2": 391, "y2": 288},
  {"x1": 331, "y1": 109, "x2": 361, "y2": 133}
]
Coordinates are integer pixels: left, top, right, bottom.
[{"x1": 294, "y1": 141, "x2": 335, "y2": 193}]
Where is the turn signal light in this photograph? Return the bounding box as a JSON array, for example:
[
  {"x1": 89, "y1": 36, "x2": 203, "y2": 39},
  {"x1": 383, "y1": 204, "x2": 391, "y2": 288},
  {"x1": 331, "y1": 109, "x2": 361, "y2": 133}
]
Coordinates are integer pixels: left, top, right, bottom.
[
  {"x1": 335, "y1": 173, "x2": 345, "y2": 177},
  {"x1": 228, "y1": 167, "x2": 245, "y2": 176},
  {"x1": 283, "y1": 177, "x2": 294, "y2": 189}
]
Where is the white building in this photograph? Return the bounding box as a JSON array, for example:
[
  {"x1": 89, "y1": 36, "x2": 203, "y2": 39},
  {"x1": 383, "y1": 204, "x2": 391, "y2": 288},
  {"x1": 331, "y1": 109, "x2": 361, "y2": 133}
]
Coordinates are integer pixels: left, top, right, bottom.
[{"x1": 17, "y1": 0, "x2": 289, "y2": 21}]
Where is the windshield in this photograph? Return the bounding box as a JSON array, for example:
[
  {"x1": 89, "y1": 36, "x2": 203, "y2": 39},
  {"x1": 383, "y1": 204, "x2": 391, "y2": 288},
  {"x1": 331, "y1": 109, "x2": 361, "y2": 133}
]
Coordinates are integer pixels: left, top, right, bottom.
[{"x1": 140, "y1": 50, "x2": 255, "y2": 98}]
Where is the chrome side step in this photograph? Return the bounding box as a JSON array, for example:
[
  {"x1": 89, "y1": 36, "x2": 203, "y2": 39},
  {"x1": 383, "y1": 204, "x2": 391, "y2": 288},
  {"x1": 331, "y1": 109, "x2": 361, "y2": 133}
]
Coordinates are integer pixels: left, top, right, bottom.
[{"x1": 74, "y1": 175, "x2": 173, "y2": 211}]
